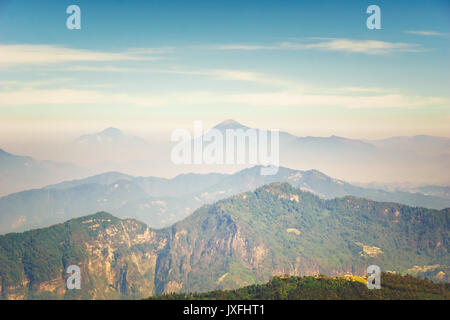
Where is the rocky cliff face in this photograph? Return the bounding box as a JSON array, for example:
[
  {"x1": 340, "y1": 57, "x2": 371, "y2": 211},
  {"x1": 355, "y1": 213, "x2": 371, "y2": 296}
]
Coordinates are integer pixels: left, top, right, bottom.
[
  {"x1": 1, "y1": 183, "x2": 448, "y2": 299},
  {"x1": 0, "y1": 213, "x2": 166, "y2": 299}
]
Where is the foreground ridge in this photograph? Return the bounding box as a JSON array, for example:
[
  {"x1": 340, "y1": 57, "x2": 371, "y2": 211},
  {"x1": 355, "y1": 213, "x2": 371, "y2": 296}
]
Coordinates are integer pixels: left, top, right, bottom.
[{"x1": 149, "y1": 273, "x2": 450, "y2": 300}]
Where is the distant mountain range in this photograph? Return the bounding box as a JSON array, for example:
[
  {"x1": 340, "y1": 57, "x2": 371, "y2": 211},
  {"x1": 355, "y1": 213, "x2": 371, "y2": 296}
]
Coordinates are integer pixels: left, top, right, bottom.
[
  {"x1": 370, "y1": 135, "x2": 450, "y2": 157},
  {"x1": 356, "y1": 182, "x2": 450, "y2": 200},
  {"x1": 1, "y1": 165, "x2": 449, "y2": 235},
  {"x1": 0, "y1": 127, "x2": 153, "y2": 196},
  {"x1": 157, "y1": 119, "x2": 450, "y2": 183},
  {"x1": 0, "y1": 148, "x2": 88, "y2": 197},
  {"x1": 1, "y1": 120, "x2": 448, "y2": 195},
  {"x1": 212, "y1": 120, "x2": 450, "y2": 184},
  {"x1": 0, "y1": 183, "x2": 448, "y2": 299},
  {"x1": 73, "y1": 127, "x2": 149, "y2": 147}
]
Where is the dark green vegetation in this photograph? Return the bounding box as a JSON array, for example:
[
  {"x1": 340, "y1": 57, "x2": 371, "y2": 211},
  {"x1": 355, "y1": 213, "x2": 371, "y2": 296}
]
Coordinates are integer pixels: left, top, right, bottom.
[
  {"x1": 1, "y1": 165, "x2": 449, "y2": 235},
  {"x1": 156, "y1": 183, "x2": 449, "y2": 294},
  {"x1": 0, "y1": 183, "x2": 448, "y2": 299},
  {"x1": 151, "y1": 273, "x2": 450, "y2": 300}
]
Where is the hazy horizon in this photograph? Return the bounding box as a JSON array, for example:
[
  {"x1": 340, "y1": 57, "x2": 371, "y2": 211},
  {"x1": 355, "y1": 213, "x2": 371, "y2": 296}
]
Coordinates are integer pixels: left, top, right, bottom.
[{"x1": 1, "y1": 0, "x2": 449, "y2": 187}]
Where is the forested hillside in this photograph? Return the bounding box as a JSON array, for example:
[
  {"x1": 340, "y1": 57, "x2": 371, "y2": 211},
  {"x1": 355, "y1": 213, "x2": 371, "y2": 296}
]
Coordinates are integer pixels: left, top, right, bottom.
[{"x1": 151, "y1": 273, "x2": 449, "y2": 300}]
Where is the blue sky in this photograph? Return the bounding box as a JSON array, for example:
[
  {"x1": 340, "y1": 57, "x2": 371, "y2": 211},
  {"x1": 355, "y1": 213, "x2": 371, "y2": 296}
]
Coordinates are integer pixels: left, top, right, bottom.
[{"x1": 0, "y1": 0, "x2": 449, "y2": 139}]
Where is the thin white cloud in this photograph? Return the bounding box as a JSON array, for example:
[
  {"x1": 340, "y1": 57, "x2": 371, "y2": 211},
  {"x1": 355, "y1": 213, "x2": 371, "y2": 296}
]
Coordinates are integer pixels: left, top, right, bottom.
[
  {"x1": 0, "y1": 89, "x2": 165, "y2": 107},
  {"x1": 209, "y1": 44, "x2": 275, "y2": 50},
  {"x1": 0, "y1": 44, "x2": 169, "y2": 67},
  {"x1": 0, "y1": 80, "x2": 20, "y2": 85},
  {"x1": 191, "y1": 69, "x2": 304, "y2": 89},
  {"x1": 0, "y1": 78, "x2": 75, "y2": 89},
  {"x1": 207, "y1": 38, "x2": 423, "y2": 55},
  {"x1": 405, "y1": 30, "x2": 448, "y2": 37},
  {"x1": 227, "y1": 92, "x2": 447, "y2": 109},
  {"x1": 124, "y1": 47, "x2": 175, "y2": 55},
  {"x1": 337, "y1": 87, "x2": 393, "y2": 94},
  {"x1": 0, "y1": 87, "x2": 447, "y2": 110},
  {"x1": 65, "y1": 65, "x2": 142, "y2": 73},
  {"x1": 301, "y1": 39, "x2": 423, "y2": 55},
  {"x1": 63, "y1": 66, "x2": 306, "y2": 90}
]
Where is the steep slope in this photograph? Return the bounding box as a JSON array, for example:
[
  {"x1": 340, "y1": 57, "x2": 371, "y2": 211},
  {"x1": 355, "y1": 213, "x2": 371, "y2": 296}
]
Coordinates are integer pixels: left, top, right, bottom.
[{"x1": 0, "y1": 212, "x2": 165, "y2": 300}]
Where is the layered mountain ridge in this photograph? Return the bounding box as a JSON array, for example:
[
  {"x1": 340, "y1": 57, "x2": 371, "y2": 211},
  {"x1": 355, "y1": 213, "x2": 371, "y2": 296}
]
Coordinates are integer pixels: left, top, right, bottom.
[
  {"x1": 2, "y1": 120, "x2": 449, "y2": 196},
  {"x1": 1, "y1": 166, "x2": 449, "y2": 235},
  {"x1": 0, "y1": 183, "x2": 448, "y2": 299}
]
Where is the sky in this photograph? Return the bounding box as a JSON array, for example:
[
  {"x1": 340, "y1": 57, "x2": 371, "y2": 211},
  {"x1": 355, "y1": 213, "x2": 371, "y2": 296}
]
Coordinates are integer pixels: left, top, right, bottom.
[{"x1": 0, "y1": 0, "x2": 449, "y2": 145}]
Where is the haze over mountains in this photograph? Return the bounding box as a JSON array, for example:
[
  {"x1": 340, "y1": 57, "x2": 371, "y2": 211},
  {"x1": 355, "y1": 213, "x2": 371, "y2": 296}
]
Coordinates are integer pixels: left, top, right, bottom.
[
  {"x1": 0, "y1": 183, "x2": 448, "y2": 299},
  {"x1": 370, "y1": 135, "x2": 450, "y2": 157},
  {"x1": 73, "y1": 127, "x2": 148, "y2": 147},
  {"x1": 1, "y1": 165, "x2": 449, "y2": 235},
  {"x1": 1, "y1": 120, "x2": 449, "y2": 197},
  {"x1": 186, "y1": 119, "x2": 450, "y2": 184},
  {"x1": 0, "y1": 148, "x2": 89, "y2": 196}
]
